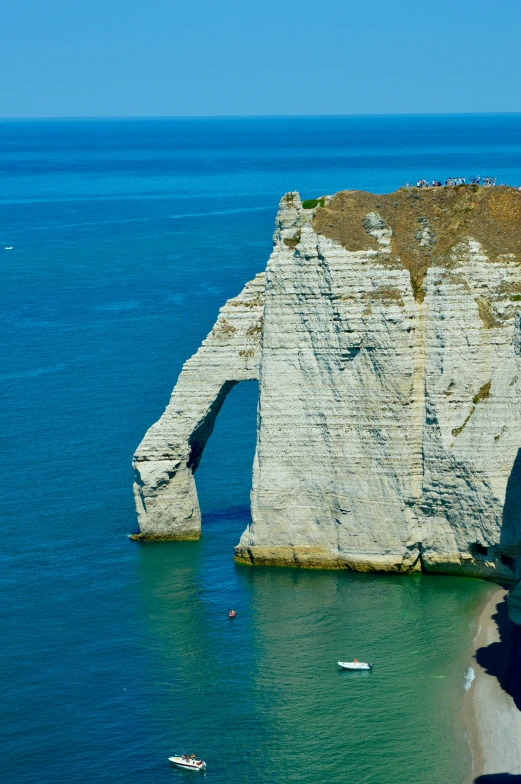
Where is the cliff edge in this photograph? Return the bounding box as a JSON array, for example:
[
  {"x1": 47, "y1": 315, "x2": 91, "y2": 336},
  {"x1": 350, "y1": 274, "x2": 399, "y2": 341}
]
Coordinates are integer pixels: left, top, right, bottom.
[{"x1": 133, "y1": 185, "x2": 521, "y2": 609}]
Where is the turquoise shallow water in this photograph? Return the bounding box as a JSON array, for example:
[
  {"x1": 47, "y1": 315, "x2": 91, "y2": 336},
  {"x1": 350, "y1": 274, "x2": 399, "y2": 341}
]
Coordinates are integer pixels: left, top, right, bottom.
[
  {"x1": 1, "y1": 115, "x2": 520, "y2": 783},
  {"x1": 136, "y1": 529, "x2": 494, "y2": 784}
]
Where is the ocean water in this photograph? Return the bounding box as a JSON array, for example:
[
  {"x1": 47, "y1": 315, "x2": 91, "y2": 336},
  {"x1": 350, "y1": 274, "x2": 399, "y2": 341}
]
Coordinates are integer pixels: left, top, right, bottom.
[{"x1": 2, "y1": 115, "x2": 520, "y2": 784}]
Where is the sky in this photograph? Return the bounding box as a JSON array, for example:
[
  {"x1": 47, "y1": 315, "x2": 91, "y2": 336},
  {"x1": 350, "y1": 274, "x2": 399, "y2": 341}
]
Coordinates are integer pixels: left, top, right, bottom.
[{"x1": 1, "y1": 0, "x2": 520, "y2": 118}]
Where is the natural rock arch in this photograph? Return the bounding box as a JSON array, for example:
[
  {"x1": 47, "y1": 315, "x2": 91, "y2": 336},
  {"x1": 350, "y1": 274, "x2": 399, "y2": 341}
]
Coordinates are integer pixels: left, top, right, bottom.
[
  {"x1": 133, "y1": 188, "x2": 521, "y2": 592},
  {"x1": 132, "y1": 273, "x2": 265, "y2": 540}
]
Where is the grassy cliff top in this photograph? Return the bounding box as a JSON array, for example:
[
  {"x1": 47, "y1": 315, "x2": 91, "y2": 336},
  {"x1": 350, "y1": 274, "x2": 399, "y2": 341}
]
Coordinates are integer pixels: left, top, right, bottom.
[{"x1": 313, "y1": 185, "x2": 521, "y2": 300}]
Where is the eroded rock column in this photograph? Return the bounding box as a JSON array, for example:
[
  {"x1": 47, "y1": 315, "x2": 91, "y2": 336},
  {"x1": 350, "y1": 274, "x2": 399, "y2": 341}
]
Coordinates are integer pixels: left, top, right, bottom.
[
  {"x1": 236, "y1": 196, "x2": 424, "y2": 570},
  {"x1": 132, "y1": 273, "x2": 264, "y2": 540}
]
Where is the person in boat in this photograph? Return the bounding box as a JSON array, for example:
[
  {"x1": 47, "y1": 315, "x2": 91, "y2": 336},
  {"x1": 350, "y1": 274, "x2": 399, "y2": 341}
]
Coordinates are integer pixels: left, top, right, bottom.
[
  {"x1": 229, "y1": 609, "x2": 236, "y2": 617},
  {"x1": 353, "y1": 658, "x2": 358, "y2": 663},
  {"x1": 190, "y1": 754, "x2": 196, "y2": 760}
]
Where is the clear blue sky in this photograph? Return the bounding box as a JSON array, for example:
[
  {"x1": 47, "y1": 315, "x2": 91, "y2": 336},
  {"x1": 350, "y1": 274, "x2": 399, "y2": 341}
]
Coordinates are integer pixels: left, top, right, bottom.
[{"x1": 2, "y1": 0, "x2": 520, "y2": 117}]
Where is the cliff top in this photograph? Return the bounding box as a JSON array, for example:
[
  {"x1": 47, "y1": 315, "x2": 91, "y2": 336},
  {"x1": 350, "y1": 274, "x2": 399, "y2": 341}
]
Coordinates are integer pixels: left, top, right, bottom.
[{"x1": 312, "y1": 185, "x2": 521, "y2": 300}]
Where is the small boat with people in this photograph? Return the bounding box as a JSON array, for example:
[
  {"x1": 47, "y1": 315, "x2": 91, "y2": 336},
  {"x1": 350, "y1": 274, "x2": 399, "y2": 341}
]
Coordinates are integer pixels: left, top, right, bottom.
[
  {"x1": 338, "y1": 659, "x2": 372, "y2": 671},
  {"x1": 169, "y1": 754, "x2": 206, "y2": 771},
  {"x1": 228, "y1": 608, "x2": 236, "y2": 618}
]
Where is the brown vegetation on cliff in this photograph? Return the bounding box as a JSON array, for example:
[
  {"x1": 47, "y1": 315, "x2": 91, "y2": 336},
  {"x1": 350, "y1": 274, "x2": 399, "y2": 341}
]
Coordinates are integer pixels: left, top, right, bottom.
[{"x1": 313, "y1": 186, "x2": 521, "y2": 301}]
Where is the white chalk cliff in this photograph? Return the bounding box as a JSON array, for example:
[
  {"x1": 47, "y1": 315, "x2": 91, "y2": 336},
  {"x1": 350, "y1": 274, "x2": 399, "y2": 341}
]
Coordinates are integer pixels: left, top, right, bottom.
[
  {"x1": 133, "y1": 271, "x2": 264, "y2": 539},
  {"x1": 133, "y1": 186, "x2": 521, "y2": 614}
]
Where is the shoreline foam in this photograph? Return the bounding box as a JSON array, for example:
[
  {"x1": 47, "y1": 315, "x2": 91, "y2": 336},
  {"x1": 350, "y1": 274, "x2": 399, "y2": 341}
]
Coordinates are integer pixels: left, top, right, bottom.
[{"x1": 463, "y1": 586, "x2": 521, "y2": 782}]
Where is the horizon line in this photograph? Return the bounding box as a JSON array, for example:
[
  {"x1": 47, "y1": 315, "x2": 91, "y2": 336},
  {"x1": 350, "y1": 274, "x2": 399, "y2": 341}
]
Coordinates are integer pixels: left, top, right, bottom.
[{"x1": 1, "y1": 111, "x2": 521, "y2": 122}]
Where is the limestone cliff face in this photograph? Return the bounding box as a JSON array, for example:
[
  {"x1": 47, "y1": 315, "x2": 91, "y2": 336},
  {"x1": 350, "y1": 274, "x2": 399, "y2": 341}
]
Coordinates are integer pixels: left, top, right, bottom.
[
  {"x1": 134, "y1": 186, "x2": 521, "y2": 599},
  {"x1": 132, "y1": 273, "x2": 264, "y2": 539}
]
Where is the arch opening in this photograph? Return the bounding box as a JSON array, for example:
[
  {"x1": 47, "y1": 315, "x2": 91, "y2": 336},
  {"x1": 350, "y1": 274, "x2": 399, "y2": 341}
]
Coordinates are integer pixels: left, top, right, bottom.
[
  {"x1": 195, "y1": 379, "x2": 259, "y2": 521},
  {"x1": 187, "y1": 380, "x2": 238, "y2": 472}
]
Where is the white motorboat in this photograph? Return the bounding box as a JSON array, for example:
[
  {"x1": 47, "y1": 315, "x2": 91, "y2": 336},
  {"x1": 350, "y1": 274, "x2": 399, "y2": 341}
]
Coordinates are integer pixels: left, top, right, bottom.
[
  {"x1": 338, "y1": 660, "x2": 372, "y2": 671},
  {"x1": 169, "y1": 755, "x2": 206, "y2": 771},
  {"x1": 4, "y1": 246, "x2": 13, "y2": 250}
]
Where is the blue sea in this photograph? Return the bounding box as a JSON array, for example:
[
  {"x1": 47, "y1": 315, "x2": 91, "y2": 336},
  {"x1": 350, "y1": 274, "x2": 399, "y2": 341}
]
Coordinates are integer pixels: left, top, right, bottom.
[{"x1": 2, "y1": 115, "x2": 521, "y2": 784}]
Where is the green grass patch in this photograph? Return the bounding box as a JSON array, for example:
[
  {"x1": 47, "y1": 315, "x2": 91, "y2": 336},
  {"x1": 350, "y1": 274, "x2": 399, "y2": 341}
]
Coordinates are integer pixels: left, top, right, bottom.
[{"x1": 302, "y1": 197, "x2": 325, "y2": 210}]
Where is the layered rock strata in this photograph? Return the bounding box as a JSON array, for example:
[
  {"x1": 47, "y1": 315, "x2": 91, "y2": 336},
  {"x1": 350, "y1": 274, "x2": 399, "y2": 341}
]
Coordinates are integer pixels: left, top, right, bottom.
[
  {"x1": 134, "y1": 186, "x2": 521, "y2": 599},
  {"x1": 132, "y1": 273, "x2": 265, "y2": 539}
]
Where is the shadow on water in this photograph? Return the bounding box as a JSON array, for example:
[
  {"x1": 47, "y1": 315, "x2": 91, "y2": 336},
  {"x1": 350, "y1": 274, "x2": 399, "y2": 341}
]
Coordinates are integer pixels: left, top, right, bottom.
[{"x1": 475, "y1": 776, "x2": 521, "y2": 783}]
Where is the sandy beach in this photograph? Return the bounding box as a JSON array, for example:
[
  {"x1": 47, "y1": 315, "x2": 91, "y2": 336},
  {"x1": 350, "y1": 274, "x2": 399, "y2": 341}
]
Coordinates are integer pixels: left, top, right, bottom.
[{"x1": 464, "y1": 586, "x2": 521, "y2": 783}]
